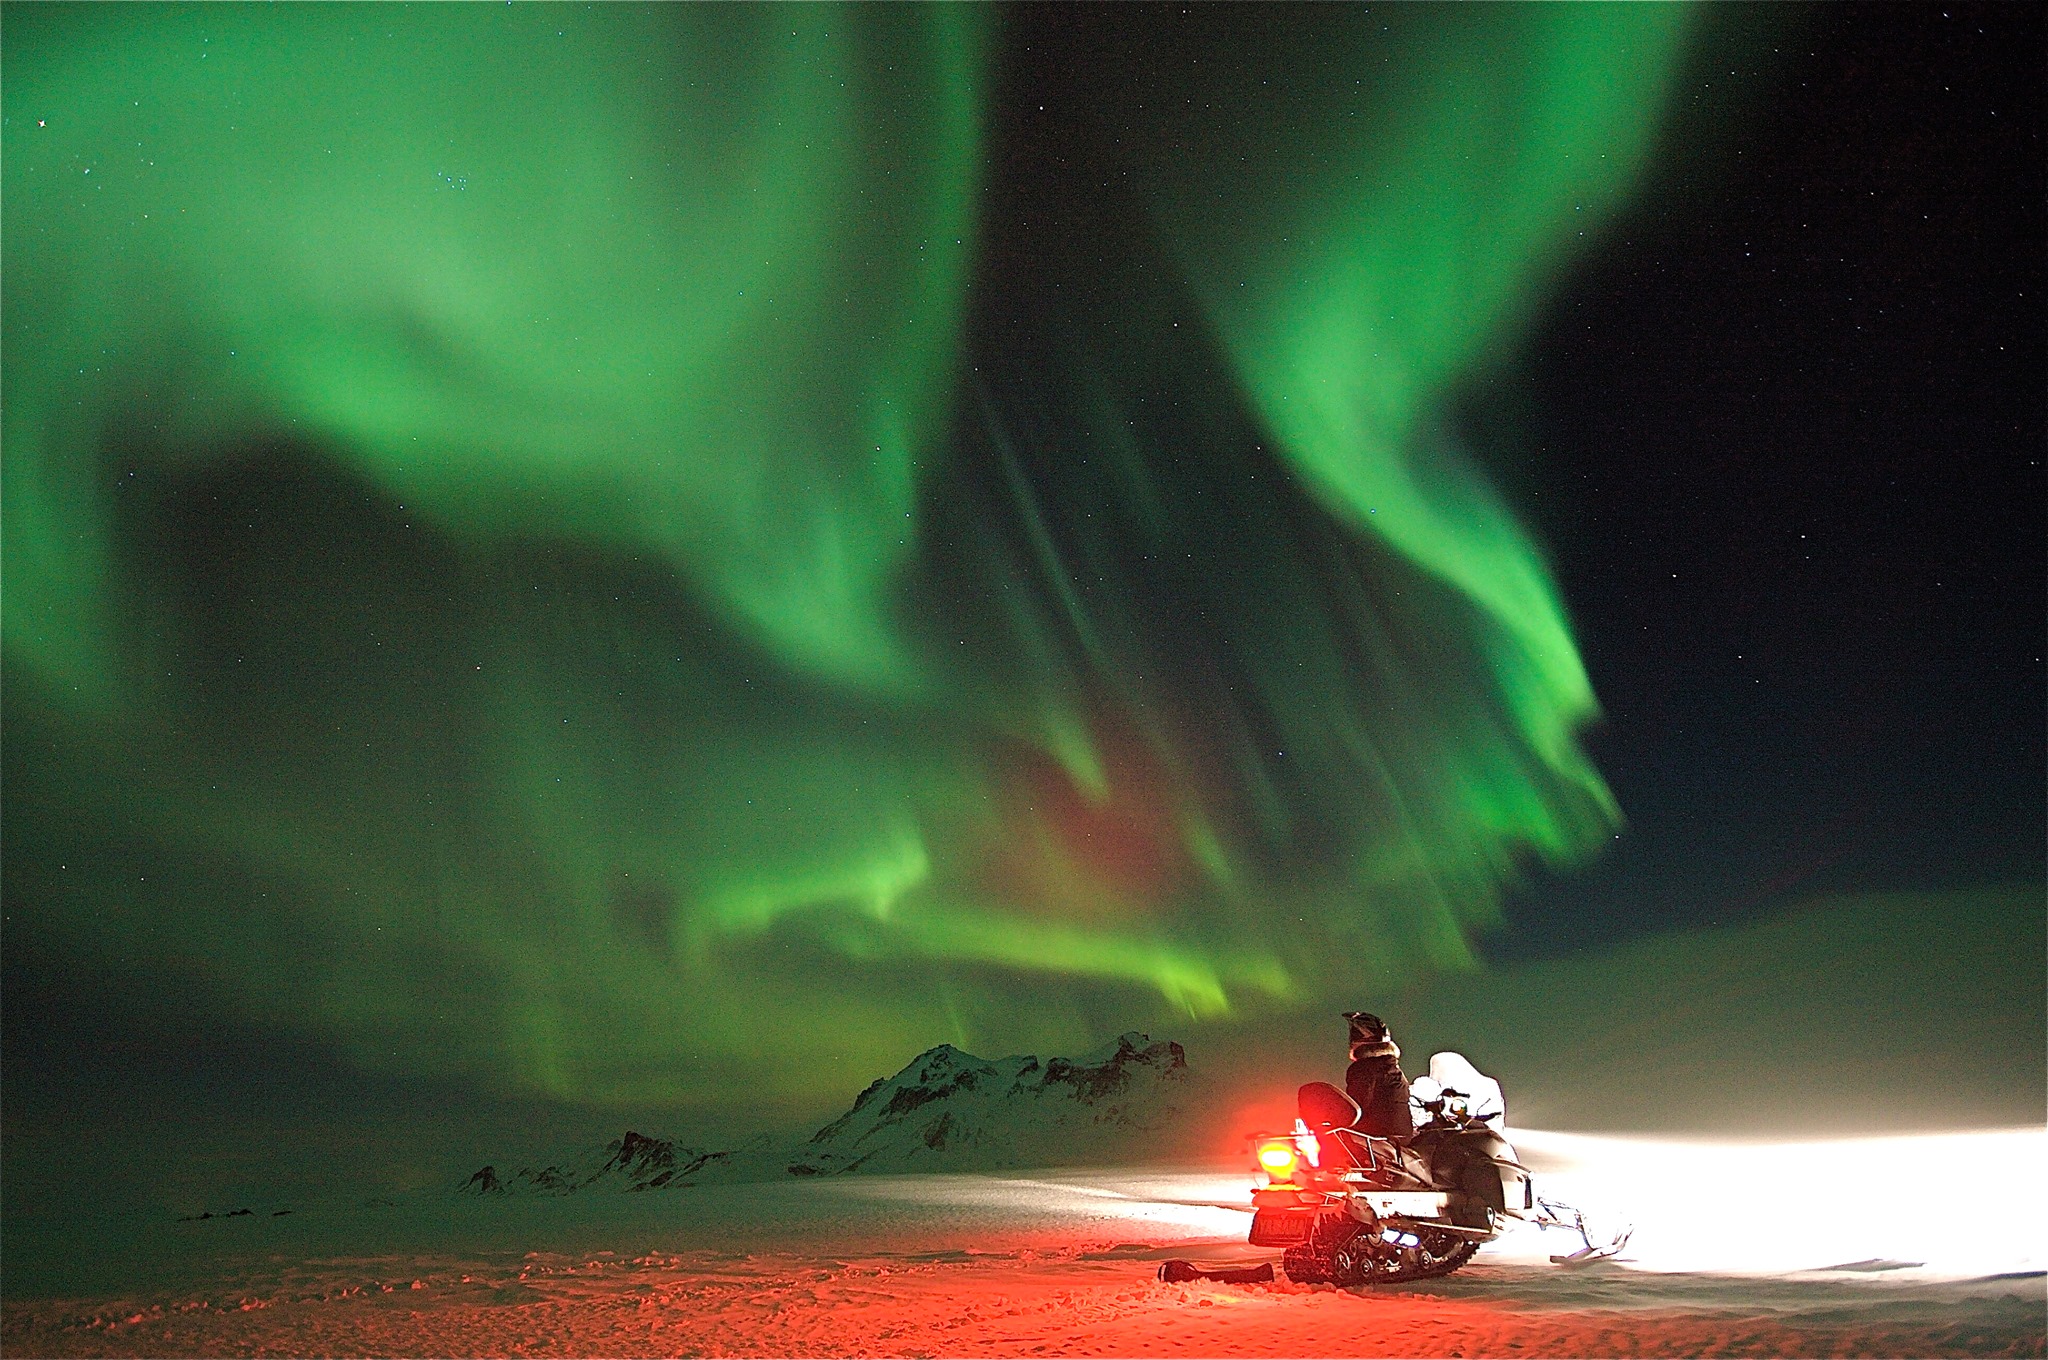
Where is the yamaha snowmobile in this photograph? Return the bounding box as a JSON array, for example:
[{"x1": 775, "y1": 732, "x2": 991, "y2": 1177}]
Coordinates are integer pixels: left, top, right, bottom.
[{"x1": 1243, "y1": 1052, "x2": 1626, "y2": 1285}]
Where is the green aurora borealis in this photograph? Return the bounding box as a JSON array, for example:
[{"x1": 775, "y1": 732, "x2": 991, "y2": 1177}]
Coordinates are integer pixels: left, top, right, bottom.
[{"x1": 5, "y1": 6, "x2": 1699, "y2": 1111}]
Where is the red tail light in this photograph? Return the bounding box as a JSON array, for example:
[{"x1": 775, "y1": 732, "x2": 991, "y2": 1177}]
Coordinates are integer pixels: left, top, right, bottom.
[{"x1": 1256, "y1": 1138, "x2": 1300, "y2": 1182}]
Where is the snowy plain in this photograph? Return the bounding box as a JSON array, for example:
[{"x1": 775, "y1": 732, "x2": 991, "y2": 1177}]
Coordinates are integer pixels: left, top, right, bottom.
[
  {"x1": 5, "y1": 1124, "x2": 2042, "y2": 1358},
  {"x1": 7, "y1": 897, "x2": 2041, "y2": 1357}
]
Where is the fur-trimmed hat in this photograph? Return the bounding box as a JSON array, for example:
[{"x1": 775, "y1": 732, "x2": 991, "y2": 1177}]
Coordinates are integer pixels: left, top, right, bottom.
[{"x1": 1344, "y1": 1011, "x2": 1399, "y2": 1062}]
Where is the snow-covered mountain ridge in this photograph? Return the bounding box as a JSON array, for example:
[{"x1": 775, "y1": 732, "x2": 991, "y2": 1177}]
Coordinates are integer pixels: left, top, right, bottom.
[
  {"x1": 792, "y1": 1031, "x2": 1190, "y2": 1175},
  {"x1": 460, "y1": 1129, "x2": 775, "y2": 1196},
  {"x1": 462, "y1": 1032, "x2": 1190, "y2": 1194}
]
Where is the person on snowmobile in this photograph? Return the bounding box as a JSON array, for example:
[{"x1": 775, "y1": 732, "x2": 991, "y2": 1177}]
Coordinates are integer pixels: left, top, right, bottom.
[{"x1": 1343, "y1": 1011, "x2": 1414, "y2": 1139}]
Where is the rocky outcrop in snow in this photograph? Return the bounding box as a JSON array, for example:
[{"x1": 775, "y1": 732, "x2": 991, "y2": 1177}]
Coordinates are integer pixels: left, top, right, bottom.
[
  {"x1": 459, "y1": 1032, "x2": 1192, "y2": 1192},
  {"x1": 459, "y1": 1130, "x2": 770, "y2": 1195},
  {"x1": 785, "y1": 1032, "x2": 1190, "y2": 1175}
]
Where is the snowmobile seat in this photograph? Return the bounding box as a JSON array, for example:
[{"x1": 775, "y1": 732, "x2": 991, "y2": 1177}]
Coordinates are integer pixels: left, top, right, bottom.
[
  {"x1": 1296, "y1": 1081, "x2": 1414, "y2": 1180},
  {"x1": 1297, "y1": 1080, "x2": 1361, "y2": 1132}
]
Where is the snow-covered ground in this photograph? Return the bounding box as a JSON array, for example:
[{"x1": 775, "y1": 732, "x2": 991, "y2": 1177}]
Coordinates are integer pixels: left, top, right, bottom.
[{"x1": 6, "y1": 1125, "x2": 2042, "y2": 1357}]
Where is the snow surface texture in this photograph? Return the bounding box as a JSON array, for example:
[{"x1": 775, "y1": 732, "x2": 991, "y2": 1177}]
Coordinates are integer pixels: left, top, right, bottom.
[
  {"x1": 3, "y1": 1026, "x2": 2042, "y2": 1356},
  {"x1": 11, "y1": 892, "x2": 2041, "y2": 1354},
  {"x1": 460, "y1": 1032, "x2": 1193, "y2": 1194},
  {"x1": 5, "y1": 1135, "x2": 2043, "y2": 1357}
]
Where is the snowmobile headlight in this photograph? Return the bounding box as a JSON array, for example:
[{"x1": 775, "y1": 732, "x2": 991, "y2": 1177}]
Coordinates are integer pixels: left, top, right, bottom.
[{"x1": 1256, "y1": 1139, "x2": 1300, "y2": 1182}]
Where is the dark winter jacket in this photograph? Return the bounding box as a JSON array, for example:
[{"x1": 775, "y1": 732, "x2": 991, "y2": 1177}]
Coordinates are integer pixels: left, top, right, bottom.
[{"x1": 1344, "y1": 1037, "x2": 1414, "y2": 1140}]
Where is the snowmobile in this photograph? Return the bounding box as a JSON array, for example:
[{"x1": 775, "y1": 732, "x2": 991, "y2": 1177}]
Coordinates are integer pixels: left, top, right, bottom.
[{"x1": 1242, "y1": 1052, "x2": 1626, "y2": 1285}]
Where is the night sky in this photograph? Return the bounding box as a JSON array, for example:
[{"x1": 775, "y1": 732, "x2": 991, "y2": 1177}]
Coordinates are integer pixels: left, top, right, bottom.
[
  {"x1": 3, "y1": 3, "x2": 2040, "y2": 1167},
  {"x1": 1500, "y1": 2, "x2": 2043, "y2": 956}
]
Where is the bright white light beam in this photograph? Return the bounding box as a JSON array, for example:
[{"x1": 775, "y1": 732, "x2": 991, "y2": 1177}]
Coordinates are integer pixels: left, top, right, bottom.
[{"x1": 1496, "y1": 1125, "x2": 2047, "y2": 1280}]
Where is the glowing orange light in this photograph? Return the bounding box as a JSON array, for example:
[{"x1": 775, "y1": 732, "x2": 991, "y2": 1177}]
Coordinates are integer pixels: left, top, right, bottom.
[{"x1": 1257, "y1": 1140, "x2": 1299, "y2": 1180}]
